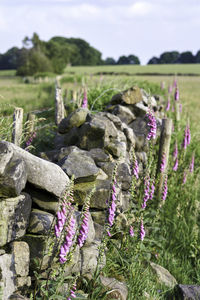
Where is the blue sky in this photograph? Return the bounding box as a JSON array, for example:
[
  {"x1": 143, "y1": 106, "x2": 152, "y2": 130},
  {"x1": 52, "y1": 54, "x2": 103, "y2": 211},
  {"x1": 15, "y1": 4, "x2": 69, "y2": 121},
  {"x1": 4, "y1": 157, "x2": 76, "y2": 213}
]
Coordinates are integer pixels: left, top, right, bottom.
[{"x1": 0, "y1": 0, "x2": 200, "y2": 64}]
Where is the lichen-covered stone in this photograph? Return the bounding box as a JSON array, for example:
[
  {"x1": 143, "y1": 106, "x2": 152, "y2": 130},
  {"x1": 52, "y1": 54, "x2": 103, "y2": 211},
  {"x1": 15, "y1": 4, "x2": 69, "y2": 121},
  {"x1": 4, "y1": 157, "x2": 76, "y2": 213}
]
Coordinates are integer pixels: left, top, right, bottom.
[
  {"x1": 25, "y1": 185, "x2": 59, "y2": 213},
  {"x1": 110, "y1": 105, "x2": 136, "y2": 124},
  {"x1": 117, "y1": 163, "x2": 132, "y2": 191},
  {"x1": 0, "y1": 193, "x2": 32, "y2": 247},
  {"x1": 27, "y1": 209, "x2": 54, "y2": 235},
  {"x1": 0, "y1": 254, "x2": 15, "y2": 300},
  {"x1": 12, "y1": 242, "x2": 30, "y2": 277},
  {"x1": 80, "y1": 241, "x2": 106, "y2": 275},
  {"x1": 100, "y1": 276, "x2": 128, "y2": 300},
  {"x1": 150, "y1": 262, "x2": 177, "y2": 288},
  {"x1": 0, "y1": 141, "x2": 69, "y2": 198},
  {"x1": 91, "y1": 211, "x2": 106, "y2": 225},
  {"x1": 59, "y1": 151, "x2": 100, "y2": 183},
  {"x1": 0, "y1": 158, "x2": 27, "y2": 198},
  {"x1": 173, "y1": 284, "x2": 200, "y2": 300},
  {"x1": 58, "y1": 108, "x2": 88, "y2": 133},
  {"x1": 110, "y1": 86, "x2": 143, "y2": 105}
]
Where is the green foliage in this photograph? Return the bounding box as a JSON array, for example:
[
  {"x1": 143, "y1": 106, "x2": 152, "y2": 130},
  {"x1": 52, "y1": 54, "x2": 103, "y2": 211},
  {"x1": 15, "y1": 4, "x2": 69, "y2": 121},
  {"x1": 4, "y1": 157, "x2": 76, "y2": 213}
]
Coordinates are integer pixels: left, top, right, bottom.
[{"x1": 117, "y1": 54, "x2": 140, "y2": 65}]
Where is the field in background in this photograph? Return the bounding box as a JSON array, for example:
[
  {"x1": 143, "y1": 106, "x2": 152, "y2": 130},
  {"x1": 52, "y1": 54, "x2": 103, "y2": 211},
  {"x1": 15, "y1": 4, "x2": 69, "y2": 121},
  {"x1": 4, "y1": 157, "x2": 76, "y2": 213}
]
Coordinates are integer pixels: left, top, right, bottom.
[{"x1": 65, "y1": 64, "x2": 200, "y2": 75}]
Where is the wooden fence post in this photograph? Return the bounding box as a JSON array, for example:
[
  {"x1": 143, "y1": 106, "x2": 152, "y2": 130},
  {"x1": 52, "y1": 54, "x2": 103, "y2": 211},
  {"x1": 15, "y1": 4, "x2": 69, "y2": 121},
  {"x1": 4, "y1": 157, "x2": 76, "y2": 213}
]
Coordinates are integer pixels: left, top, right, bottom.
[
  {"x1": 26, "y1": 113, "x2": 36, "y2": 137},
  {"x1": 12, "y1": 107, "x2": 24, "y2": 146},
  {"x1": 157, "y1": 118, "x2": 172, "y2": 200},
  {"x1": 55, "y1": 87, "x2": 65, "y2": 125}
]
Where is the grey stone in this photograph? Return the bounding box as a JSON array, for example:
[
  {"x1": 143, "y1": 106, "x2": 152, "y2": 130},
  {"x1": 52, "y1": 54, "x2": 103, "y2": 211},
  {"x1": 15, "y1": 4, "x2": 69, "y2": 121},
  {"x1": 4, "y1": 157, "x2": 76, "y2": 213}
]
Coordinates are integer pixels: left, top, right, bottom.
[
  {"x1": 40, "y1": 149, "x2": 60, "y2": 163},
  {"x1": 130, "y1": 101, "x2": 149, "y2": 117},
  {"x1": 12, "y1": 242, "x2": 30, "y2": 277},
  {"x1": 0, "y1": 157, "x2": 27, "y2": 198},
  {"x1": 58, "y1": 108, "x2": 88, "y2": 133},
  {"x1": 0, "y1": 254, "x2": 15, "y2": 300},
  {"x1": 9, "y1": 294, "x2": 29, "y2": 300},
  {"x1": 0, "y1": 193, "x2": 32, "y2": 247},
  {"x1": 27, "y1": 209, "x2": 54, "y2": 235},
  {"x1": 150, "y1": 262, "x2": 177, "y2": 288},
  {"x1": 0, "y1": 142, "x2": 13, "y2": 174},
  {"x1": 0, "y1": 141, "x2": 69, "y2": 198},
  {"x1": 174, "y1": 284, "x2": 200, "y2": 300},
  {"x1": 136, "y1": 152, "x2": 148, "y2": 166},
  {"x1": 110, "y1": 105, "x2": 136, "y2": 124},
  {"x1": 15, "y1": 276, "x2": 31, "y2": 288},
  {"x1": 122, "y1": 124, "x2": 136, "y2": 150},
  {"x1": 91, "y1": 211, "x2": 106, "y2": 226},
  {"x1": 59, "y1": 151, "x2": 100, "y2": 183},
  {"x1": 97, "y1": 162, "x2": 116, "y2": 179},
  {"x1": 100, "y1": 276, "x2": 128, "y2": 300},
  {"x1": 117, "y1": 163, "x2": 132, "y2": 191},
  {"x1": 129, "y1": 117, "x2": 149, "y2": 151},
  {"x1": 89, "y1": 148, "x2": 110, "y2": 163},
  {"x1": 110, "y1": 86, "x2": 143, "y2": 105},
  {"x1": 80, "y1": 240, "x2": 106, "y2": 275},
  {"x1": 26, "y1": 186, "x2": 59, "y2": 213},
  {"x1": 105, "y1": 141, "x2": 127, "y2": 158},
  {"x1": 93, "y1": 222, "x2": 104, "y2": 240}
]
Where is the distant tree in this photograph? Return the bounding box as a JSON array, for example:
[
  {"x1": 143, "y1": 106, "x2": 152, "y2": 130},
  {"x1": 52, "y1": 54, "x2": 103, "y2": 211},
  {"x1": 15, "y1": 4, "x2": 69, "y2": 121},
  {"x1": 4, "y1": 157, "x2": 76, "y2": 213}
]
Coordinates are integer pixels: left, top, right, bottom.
[
  {"x1": 104, "y1": 57, "x2": 116, "y2": 65},
  {"x1": 159, "y1": 51, "x2": 180, "y2": 64},
  {"x1": 0, "y1": 47, "x2": 21, "y2": 69},
  {"x1": 117, "y1": 54, "x2": 140, "y2": 65},
  {"x1": 178, "y1": 51, "x2": 195, "y2": 63},
  {"x1": 147, "y1": 56, "x2": 160, "y2": 64},
  {"x1": 195, "y1": 50, "x2": 200, "y2": 63},
  {"x1": 127, "y1": 54, "x2": 140, "y2": 65}
]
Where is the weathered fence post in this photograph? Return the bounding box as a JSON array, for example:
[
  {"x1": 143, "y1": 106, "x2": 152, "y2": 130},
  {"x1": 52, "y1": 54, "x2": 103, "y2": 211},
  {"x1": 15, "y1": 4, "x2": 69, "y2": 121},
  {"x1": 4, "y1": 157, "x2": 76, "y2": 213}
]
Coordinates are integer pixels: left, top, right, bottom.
[
  {"x1": 12, "y1": 107, "x2": 24, "y2": 146},
  {"x1": 55, "y1": 87, "x2": 65, "y2": 125},
  {"x1": 26, "y1": 113, "x2": 36, "y2": 137},
  {"x1": 157, "y1": 118, "x2": 172, "y2": 200}
]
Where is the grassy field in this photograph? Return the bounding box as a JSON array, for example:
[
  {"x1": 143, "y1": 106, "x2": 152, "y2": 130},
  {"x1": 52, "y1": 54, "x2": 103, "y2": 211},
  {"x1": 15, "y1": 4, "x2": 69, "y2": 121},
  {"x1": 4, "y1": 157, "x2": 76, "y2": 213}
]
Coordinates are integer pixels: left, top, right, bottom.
[{"x1": 65, "y1": 64, "x2": 200, "y2": 75}]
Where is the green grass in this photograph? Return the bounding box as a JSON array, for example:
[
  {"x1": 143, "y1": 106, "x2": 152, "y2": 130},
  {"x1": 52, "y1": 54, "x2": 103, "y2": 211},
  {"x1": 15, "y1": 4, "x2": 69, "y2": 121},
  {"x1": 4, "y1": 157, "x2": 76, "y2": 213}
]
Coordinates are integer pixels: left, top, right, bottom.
[{"x1": 64, "y1": 64, "x2": 200, "y2": 75}]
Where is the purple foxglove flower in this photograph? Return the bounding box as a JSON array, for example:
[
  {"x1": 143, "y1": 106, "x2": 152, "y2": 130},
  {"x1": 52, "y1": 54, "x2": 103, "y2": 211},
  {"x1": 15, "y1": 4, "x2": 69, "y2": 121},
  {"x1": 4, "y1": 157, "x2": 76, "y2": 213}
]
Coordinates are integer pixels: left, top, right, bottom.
[
  {"x1": 189, "y1": 154, "x2": 195, "y2": 173},
  {"x1": 108, "y1": 180, "x2": 117, "y2": 227},
  {"x1": 183, "y1": 171, "x2": 187, "y2": 184},
  {"x1": 186, "y1": 125, "x2": 191, "y2": 145},
  {"x1": 174, "y1": 87, "x2": 179, "y2": 101},
  {"x1": 168, "y1": 85, "x2": 173, "y2": 94},
  {"x1": 77, "y1": 210, "x2": 89, "y2": 248},
  {"x1": 149, "y1": 180, "x2": 155, "y2": 200},
  {"x1": 140, "y1": 220, "x2": 145, "y2": 241},
  {"x1": 141, "y1": 176, "x2": 150, "y2": 209},
  {"x1": 160, "y1": 153, "x2": 166, "y2": 173},
  {"x1": 59, "y1": 214, "x2": 76, "y2": 264},
  {"x1": 166, "y1": 97, "x2": 170, "y2": 111},
  {"x1": 132, "y1": 155, "x2": 139, "y2": 179},
  {"x1": 107, "y1": 230, "x2": 111, "y2": 237},
  {"x1": 182, "y1": 126, "x2": 188, "y2": 150},
  {"x1": 173, "y1": 158, "x2": 178, "y2": 171},
  {"x1": 129, "y1": 226, "x2": 134, "y2": 237},
  {"x1": 173, "y1": 141, "x2": 178, "y2": 159},
  {"x1": 173, "y1": 78, "x2": 177, "y2": 88},
  {"x1": 81, "y1": 89, "x2": 88, "y2": 109},
  {"x1": 146, "y1": 110, "x2": 157, "y2": 140},
  {"x1": 162, "y1": 177, "x2": 168, "y2": 201}
]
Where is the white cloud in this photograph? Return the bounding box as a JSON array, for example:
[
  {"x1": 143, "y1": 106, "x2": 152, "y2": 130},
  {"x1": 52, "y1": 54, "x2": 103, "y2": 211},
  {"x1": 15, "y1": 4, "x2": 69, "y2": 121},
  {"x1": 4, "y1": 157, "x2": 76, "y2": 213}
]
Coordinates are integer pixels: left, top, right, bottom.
[{"x1": 129, "y1": 1, "x2": 154, "y2": 16}]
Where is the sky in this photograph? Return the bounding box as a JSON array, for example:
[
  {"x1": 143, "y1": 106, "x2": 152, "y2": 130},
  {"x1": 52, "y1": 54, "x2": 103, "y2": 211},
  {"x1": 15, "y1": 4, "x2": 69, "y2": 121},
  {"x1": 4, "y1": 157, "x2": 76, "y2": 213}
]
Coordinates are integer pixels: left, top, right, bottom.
[{"x1": 0, "y1": 0, "x2": 200, "y2": 64}]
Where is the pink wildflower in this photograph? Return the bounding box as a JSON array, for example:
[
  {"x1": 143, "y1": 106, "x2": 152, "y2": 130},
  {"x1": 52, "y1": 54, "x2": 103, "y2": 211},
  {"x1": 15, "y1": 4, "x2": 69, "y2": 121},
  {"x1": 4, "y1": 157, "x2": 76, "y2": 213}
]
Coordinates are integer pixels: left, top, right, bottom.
[
  {"x1": 129, "y1": 226, "x2": 134, "y2": 237},
  {"x1": 166, "y1": 97, "x2": 170, "y2": 111},
  {"x1": 140, "y1": 220, "x2": 145, "y2": 241},
  {"x1": 142, "y1": 176, "x2": 150, "y2": 209},
  {"x1": 173, "y1": 141, "x2": 178, "y2": 159},
  {"x1": 189, "y1": 154, "x2": 195, "y2": 173},
  {"x1": 149, "y1": 180, "x2": 155, "y2": 200},
  {"x1": 174, "y1": 87, "x2": 179, "y2": 101},
  {"x1": 77, "y1": 209, "x2": 89, "y2": 248},
  {"x1": 82, "y1": 89, "x2": 88, "y2": 108},
  {"x1": 173, "y1": 158, "x2": 178, "y2": 171},
  {"x1": 146, "y1": 110, "x2": 157, "y2": 140},
  {"x1": 162, "y1": 176, "x2": 168, "y2": 201}
]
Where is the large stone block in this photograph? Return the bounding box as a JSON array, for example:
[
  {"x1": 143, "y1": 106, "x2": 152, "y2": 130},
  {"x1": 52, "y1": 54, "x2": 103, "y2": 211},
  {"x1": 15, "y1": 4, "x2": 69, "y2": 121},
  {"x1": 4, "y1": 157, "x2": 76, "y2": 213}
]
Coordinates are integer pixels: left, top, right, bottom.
[
  {"x1": 0, "y1": 254, "x2": 16, "y2": 300},
  {"x1": 12, "y1": 242, "x2": 30, "y2": 277},
  {"x1": 27, "y1": 209, "x2": 54, "y2": 235},
  {"x1": 0, "y1": 158, "x2": 27, "y2": 198},
  {"x1": 0, "y1": 193, "x2": 32, "y2": 247},
  {"x1": 0, "y1": 141, "x2": 69, "y2": 198},
  {"x1": 58, "y1": 108, "x2": 89, "y2": 133}
]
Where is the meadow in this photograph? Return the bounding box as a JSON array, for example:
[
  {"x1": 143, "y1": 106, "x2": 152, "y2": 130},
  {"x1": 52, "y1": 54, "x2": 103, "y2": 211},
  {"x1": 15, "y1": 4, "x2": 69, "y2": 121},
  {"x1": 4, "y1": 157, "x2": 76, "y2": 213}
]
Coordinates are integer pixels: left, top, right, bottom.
[{"x1": 0, "y1": 64, "x2": 200, "y2": 299}]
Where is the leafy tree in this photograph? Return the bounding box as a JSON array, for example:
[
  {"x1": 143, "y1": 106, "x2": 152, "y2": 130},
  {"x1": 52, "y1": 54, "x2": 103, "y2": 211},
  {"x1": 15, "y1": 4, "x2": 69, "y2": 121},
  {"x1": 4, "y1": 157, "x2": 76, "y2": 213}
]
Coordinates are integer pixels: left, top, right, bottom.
[
  {"x1": 117, "y1": 54, "x2": 140, "y2": 65},
  {"x1": 179, "y1": 51, "x2": 195, "y2": 63},
  {"x1": 0, "y1": 47, "x2": 21, "y2": 69},
  {"x1": 195, "y1": 50, "x2": 200, "y2": 63},
  {"x1": 159, "y1": 51, "x2": 180, "y2": 64},
  {"x1": 147, "y1": 56, "x2": 160, "y2": 64},
  {"x1": 104, "y1": 57, "x2": 116, "y2": 65}
]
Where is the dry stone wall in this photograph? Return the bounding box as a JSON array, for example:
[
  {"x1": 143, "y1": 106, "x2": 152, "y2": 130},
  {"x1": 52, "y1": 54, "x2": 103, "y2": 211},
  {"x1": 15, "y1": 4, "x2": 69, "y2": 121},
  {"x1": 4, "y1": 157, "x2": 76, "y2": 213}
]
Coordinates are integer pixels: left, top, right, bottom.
[{"x1": 0, "y1": 87, "x2": 162, "y2": 299}]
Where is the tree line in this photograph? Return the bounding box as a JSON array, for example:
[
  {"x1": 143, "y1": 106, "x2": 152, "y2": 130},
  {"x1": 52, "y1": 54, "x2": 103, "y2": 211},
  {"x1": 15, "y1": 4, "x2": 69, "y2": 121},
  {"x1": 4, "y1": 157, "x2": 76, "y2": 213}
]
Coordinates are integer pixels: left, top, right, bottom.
[{"x1": 0, "y1": 33, "x2": 200, "y2": 75}]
